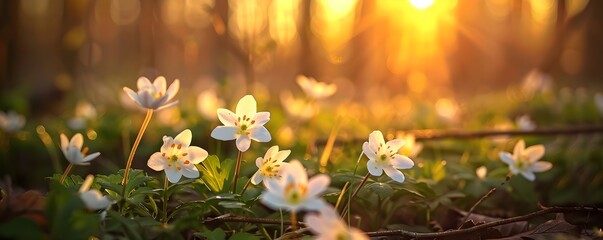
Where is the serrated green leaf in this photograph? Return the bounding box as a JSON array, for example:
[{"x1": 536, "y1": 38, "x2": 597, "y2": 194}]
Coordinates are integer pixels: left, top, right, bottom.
[{"x1": 200, "y1": 155, "x2": 235, "y2": 193}]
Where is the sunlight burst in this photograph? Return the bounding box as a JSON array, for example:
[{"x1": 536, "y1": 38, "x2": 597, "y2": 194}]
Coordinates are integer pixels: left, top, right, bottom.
[{"x1": 409, "y1": 0, "x2": 435, "y2": 10}]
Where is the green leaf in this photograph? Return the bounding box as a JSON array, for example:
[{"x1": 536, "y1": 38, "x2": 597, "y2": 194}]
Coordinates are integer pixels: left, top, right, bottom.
[
  {"x1": 200, "y1": 155, "x2": 234, "y2": 193},
  {"x1": 218, "y1": 201, "x2": 246, "y2": 209},
  {"x1": 195, "y1": 228, "x2": 226, "y2": 240},
  {"x1": 46, "y1": 184, "x2": 101, "y2": 240},
  {"x1": 366, "y1": 182, "x2": 394, "y2": 199}
]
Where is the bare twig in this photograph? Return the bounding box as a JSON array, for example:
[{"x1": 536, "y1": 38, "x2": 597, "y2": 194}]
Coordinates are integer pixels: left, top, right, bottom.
[{"x1": 203, "y1": 214, "x2": 305, "y2": 227}]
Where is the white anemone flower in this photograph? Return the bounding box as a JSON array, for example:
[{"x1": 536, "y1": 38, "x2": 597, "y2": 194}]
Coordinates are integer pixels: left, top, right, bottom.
[
  {"x1": 362, "y1": 131, "x2": 414, "y2": 183},
  {"x1": 304, "y1": 205, "x2": 369, "y2": 240},
  {"x1": 0, "y1": 110, "x2": 25, "y2": 133},
  {"x1": 260, "y1": 160, "x2": 329, "y2": 212},
  {"x1": 516, "y1": 115, "x2": 536, "y2": 131},
  {"x1": 79, "y1": 175, "x2": 112, "y2": 211},
  {"x1": 211, "y1": 95, "x2": 271, "y2": 152},
  {"x1": 147, "y1": 129, "x2": 208, "y2": 183},
  {"x1": 60, "y1": 133, "x2": 100, "y2": 165},
  {"x1": 499, "y1": 139, "x2": 551, "y2": 181},
  {"x1": 250, "y1": 145, "x2": 291, "y2": 185},
  {"x1": 123, "y1": 76, "x2": 180, "y2": 111},
  {"x1": 296, "y1": 75, "x2": 337, "y2": 100},
  {"x1": 595, "y1": 93, "x2": 603, "y2": 116},
  {"x1": 396, "y1": 132, "x2": 423, "y2": 158},
  {"x1": 68, "y1": 101, "x2": 98, "y2": 130},
  {"x1": 280, "y1": 91, "x2": 316, "y2": 121}
]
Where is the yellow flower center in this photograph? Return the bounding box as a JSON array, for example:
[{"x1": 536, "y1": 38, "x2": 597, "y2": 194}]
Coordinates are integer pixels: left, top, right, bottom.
[{"x1": 284, "y1": 182, "x2": 307, "y2": 205}]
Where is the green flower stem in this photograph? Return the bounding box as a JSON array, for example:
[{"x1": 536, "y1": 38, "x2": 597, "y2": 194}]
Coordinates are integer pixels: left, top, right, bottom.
[
  {"x1": 232, "y1": 150, "x2": 243, "y2": 194},
  {"x1": 59, "y1": 163, "x2": 73, "y2": 184},
  {"x1": 121, "y1": 109, "x2": 154, "y2": 198},
  {"x1": 162, "y1": 173, "x2": 169, "y2": 225},
  {"x1": 457, "y1": 173, "x2": 514, "y2": 229},
  {"x1": 340, "y1": 172, "x2": 370, "y2": 216}
]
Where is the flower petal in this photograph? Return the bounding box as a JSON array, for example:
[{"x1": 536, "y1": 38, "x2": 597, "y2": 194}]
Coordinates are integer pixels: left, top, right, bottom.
[
  {"x1": 282, "y1": 160, "x2": 308, "y2": 185},
  {"x1": 362, "y1": 142, "x2": 377, "y2": 160},
  {"x1": 249, "y1": 126, "x2": 271, "y2": 142},
  {"x1": 236, "y1": 135, "x2": 252, "y2": 152},
  {"x1": 525, "y1": 144, "x2": 545, "y2": 162},
  {"x1": 155, "y1": 100, "x2": 178, "y2": 111},
  {"x1": 147, "y1": 152, "x2": 166, "y2": 171},
  {"x1": 383, "y1": 166, "x2": 405, "y2": 183},
  {"x1": 253, "y1": 112, "x2": 270, "y2": 126},
  {"x1": 499, "y1": 152, "x2": 515, "y2": 165},
  {"x1": 255, "y1": 157, "x2": 264, "y2": 168},
  {"x1": 165, "y1": 79, "x2": 180, "y2": 102},
  {"x1": 301, "y1": 198, "x2": 326, "y2": 211},
  {"x1": 306, "y1": 174, "x2": 330, "y2": 198},
  {"x1": 508, "y1": 165, "x2": 520, "y2": 175},
  {"x1": 153, "y1": 76, "x2": 167, "y2": 93},
  {"x1": 519, "y1": 171, "x2": 535, "y2": 181},
  {"x1": 161, "y1": 136, "x2": 174, "y2": 154},
  {"x1": 367, "y1": 160, "x2": 383, "y2": 176},
  {"x1": 60, "y1": 133, "x2": 69, "y2": 152},
  {"x1": 260, "y1": 192, "x2": 288, "y2": 210},
  {"x1": 70, "y1": 133, "x2": 84, "y2": 150},
  {"x1": 274, "y1": 149, "x2": 291, "y2": 162},
  {"x1": 187, "y1": 146, "x2": 208, "y2": 164},
  {"x1": 265, "y1": 145, "x2": 279, "y2": 159},
  {"x1": 211, "y1": 126, "x2": 238, "y2": 141},
  {"x1": 181, "y1": 164, "x2": 199, "y2": 179},
  {"x1": 530, "y1": 161, "x2": 552, "y2": 172},
  {"x1": 174, "y1": 129, "x2": 192, "y2": 148},
  {"x1": 82, "y1": 152, "x2": 100, "y2": 162},
  {"x1": 304, "y1": 214, "x2": 327, "y2": 235},
  {"x1": 236, "y1": 95, "x2": 257, "y2": 116},
  {"x1": 513, "y1": 139, "x2": 525, "y2": 160},
  {"x1": 251, "y1": 171, "x2": 263, "y2": 185},
  {"x1": 165, "y1": 167, "x2": 182, "y2": 183},
  {"x1": 123, "y1": 87, "x2": 142, "y2": 106},
  {"x1": 216, "y1": 108, "x2": 237, "y2": 126},
  {"x1": 137, "y1": 76, "x2": 153, "y2": 90},
  {"x1": 386, "y1": 139, "x2": 405, "y2": 152},
  {"x1": 391, "y1": 155, "x2": 414, "y2": 169}
]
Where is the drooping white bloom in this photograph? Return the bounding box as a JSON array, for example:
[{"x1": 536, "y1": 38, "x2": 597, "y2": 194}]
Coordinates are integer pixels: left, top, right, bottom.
[
  {"x1": 251, "y1": 145, "x2": 291, "y2": 185},
  {"x1": 280, "y1": 91, "x2": 316, "y2": 121},
  {"x1": 147, "y1": 129, "x2": 208, "y2": 183},
  {"x1": 516, "y1": 115, "x2": 536, "y2": 131},
  {"x1": 362, "y1": 131, "x2": 414, "y2": 183},
  {"x1": 123, "y1": 76, "x2": 180, "y2": 111},
  {"x1": 260, "y1": 160, "x2": 329, "y2": 212},
  {"x1": 396, "y1": 132, "x2": 423, "y2": 158},
  {"x1": 211, "y1": 95, "x2": 271, "y2": 152},
  {"x1": 68, "y1": 101, "x2": 98, "y2": 130},
  {"x1": 79, "y1": 175, "x2": 112, "y2": 211},
  {"x1": 60, "y1": 133, "x2": 100, "y2": 165},
  {"x1": 499, "y1": 139, "x2": 551, "y2": 181},
  {"x1": 197, "y1": 89, "x2": 225, "y2": 121},
  {"x1": 304, "y1": 205, "x2": 369, "y2": 240},
  {"x1": 0, "y1": 110, "x2": 25, "y2": 133},
  {"x1": 296, "y1": 75, "x2": 337, "y2": 100}
]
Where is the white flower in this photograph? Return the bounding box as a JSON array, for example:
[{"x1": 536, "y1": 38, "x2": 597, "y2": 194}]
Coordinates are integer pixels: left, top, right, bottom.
[
  {"x1": 79, "y1": 175, "x2": 112, "y2": 211},
  {"x1": 147, "y1": 129, "x2": 208, "y2": 183},
  {"x1": 60, "y1": 133, "x2": 100, "y2": 165},
  {"x1": 0, "y1": 110, "x2": 25, "y2": 133},
  {"x1": 197, "y1": 89, "x2": 225, "y2": 121},
  {"x1": 280, "y1": 91, "x2": 316, "y2": 121},
  {"x1": 595, "y1": 93, "x2": 603, "y2": 116},
  {"x1": 516, "y1": 115, "x2": 536, "y2": 131},
  {"x1": 499, "y1": 139, "x2": 551, "y2": 181},
  {"x1": 251, "y1": 145, "x2": 291, "y2": 185},
  {"x1": 296, "y1": 75, "x2": 336, "y2": 100},
  {"x1": 396, "y1": 133, "x2": 423, "y2": 158},
  {"x1": 362, "y1": 131, "x2": 414, "y2": 183},
  {"x1": 521, "y1": 69, "x2": 552, "y2": 97},
  {"x1": 304, "y1": 205, "x2": 369, "y2": 240},
  {"x1": 211, "y1": 95, "x2": 271, "y2": 152},
  {"x1": 123, "y1": 76, "x2": 180, "y2": 110},
  {"x1": 260, "y1": 160, "x2": 329, "y2": 212}
]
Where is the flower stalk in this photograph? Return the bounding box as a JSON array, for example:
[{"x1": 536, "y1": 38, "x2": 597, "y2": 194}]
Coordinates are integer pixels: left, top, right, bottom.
[
  {"x1": 232, "y1": 150, "x2": 243, "y2": 194},
  {"x1": 457, "y1": 173, "x2": 513, "y2": 229},
  {"x1": 341, "y1": 172, "x2": 370, "y2": 216},
  {"x1": 59, "y1": 163, "x2": 74, "y2": 184},
  {"x1": 162, "y1": 173, "x2": 169, "y2": 225},
  {"x1": 122, "y1": 109, "x2": 154, "y2": 198},
  {"x1": 290, "y1": 211, "x2": 297, "y2": 231}
]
